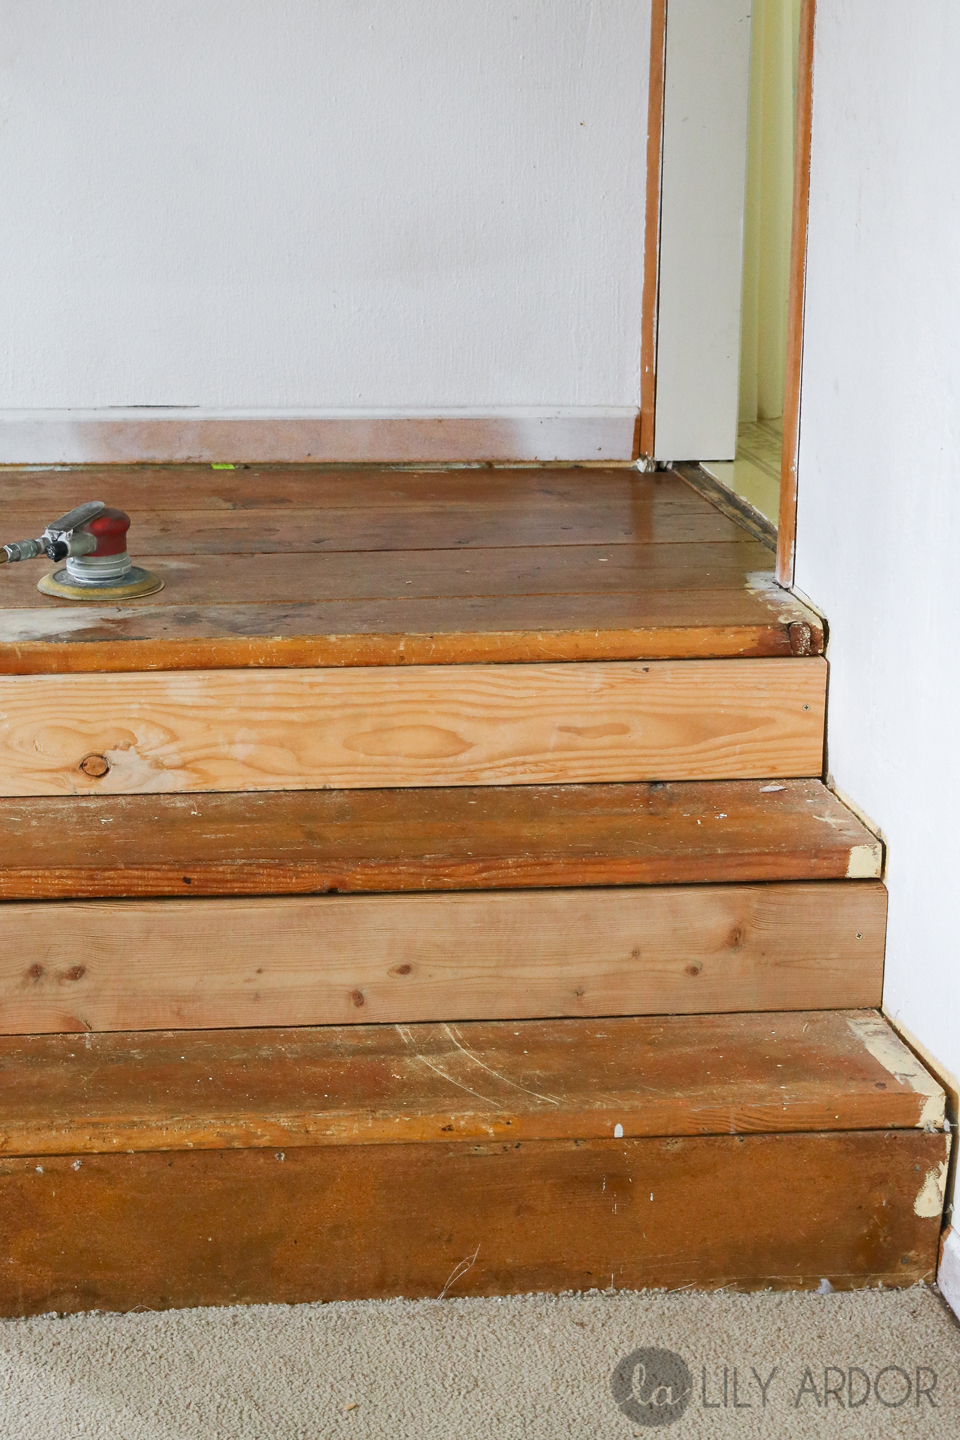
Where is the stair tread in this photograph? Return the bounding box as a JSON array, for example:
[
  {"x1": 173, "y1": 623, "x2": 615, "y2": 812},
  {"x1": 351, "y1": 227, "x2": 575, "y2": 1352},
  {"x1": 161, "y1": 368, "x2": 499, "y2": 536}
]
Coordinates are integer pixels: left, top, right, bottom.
[
  {"x1": 0, "y1": 778, "x2": 879, "y2": 899},
  {"x1": 0, "y1": 465, "x2": 822, "y2": 671},
  {"x1": 0, "y1": 1010, "x2": 941, "y2": 1157}
]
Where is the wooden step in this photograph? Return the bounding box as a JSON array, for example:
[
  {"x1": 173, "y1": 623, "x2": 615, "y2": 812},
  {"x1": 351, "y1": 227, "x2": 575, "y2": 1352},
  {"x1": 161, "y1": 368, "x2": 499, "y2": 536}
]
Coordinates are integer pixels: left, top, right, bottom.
[
  {"x1": 0, "y1": 466, "x2": 825, "y2": 795},
  {"x1": 0, "y1": 466, "x2": 822, "y2": 672},
  {"x1": 0, "y1": 779, "x2": 883, "y2": 1034},
  {"x1": 0, "y1": 1012, "x2": 947, "y2": 1315},
  {"x1": 0, "y1": 779, "x2": 881, "y2": 899}
]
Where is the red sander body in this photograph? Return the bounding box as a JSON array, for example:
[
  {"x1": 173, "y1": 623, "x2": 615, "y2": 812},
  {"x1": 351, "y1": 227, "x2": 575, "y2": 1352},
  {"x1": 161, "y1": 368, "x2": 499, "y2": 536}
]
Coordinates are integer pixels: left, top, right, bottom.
[{"x1": 0, "y1": 502, "x2": 162, "y2": 600}]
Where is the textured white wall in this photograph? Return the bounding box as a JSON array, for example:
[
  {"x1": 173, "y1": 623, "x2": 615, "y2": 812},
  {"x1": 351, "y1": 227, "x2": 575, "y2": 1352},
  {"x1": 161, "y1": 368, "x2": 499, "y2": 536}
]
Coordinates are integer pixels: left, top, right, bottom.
[
  {"x1": 795, "y1": 2, "x2": 960, "y2": 1129},
  {"x1": 0, "y1": 0, "x2": 648, "y2": 411}
]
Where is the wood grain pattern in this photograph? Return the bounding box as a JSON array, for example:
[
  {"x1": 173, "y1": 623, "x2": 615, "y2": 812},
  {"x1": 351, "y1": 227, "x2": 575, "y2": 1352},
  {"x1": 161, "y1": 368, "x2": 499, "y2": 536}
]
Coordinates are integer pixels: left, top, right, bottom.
[
  {"x1": 0, "y1": 466, "x2": 824, "y2": 671},
  {"x1": 0, "y1": 1130, "x2": 946, "y2": 1314},
  {"x1": 0, "y1": 1011, "x2": 939, "y2": 1157},
  {"x1": 0, "y1": 658, "x2": 827, "y2": 796},
  {"x1": 0, "y1": 463, "x2": 740, "y2": 517},
  {"x1": 0, "y1": 881, "x2": 886, "y2": 1034},
  {"x1": 0, "y1": 779, "x2": 881, "y2": 900},
  {"x1": 640, "y1": 0, "x2": 668, "y2": 455},
  {"x1": 776, "y1": 0, "x2": 817, "y2": 586}
]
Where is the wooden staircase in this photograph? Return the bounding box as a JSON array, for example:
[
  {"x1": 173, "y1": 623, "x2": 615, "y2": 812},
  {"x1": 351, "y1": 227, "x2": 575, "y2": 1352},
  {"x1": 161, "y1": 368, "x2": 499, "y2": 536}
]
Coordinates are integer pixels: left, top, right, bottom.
[{"x1": 0, "y1": 463, "x2": 948, "y2": 1314}]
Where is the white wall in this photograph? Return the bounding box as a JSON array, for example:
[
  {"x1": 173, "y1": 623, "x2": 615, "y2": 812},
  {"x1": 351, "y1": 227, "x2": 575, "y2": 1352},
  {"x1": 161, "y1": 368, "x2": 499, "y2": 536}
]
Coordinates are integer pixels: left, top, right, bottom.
[
  {"x1": 0, "y1": 0, "x2": 648, "y2": 412},
  {"x1": 795, "y1": 2, "x2": 960, "y2": 1160}
]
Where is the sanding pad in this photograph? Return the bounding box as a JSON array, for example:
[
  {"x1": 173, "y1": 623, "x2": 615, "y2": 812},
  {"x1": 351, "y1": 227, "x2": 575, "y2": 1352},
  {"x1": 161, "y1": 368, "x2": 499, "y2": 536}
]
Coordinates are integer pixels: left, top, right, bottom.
[{"x1": 37, "y1": 567, "x2": 164, "y2": 602}]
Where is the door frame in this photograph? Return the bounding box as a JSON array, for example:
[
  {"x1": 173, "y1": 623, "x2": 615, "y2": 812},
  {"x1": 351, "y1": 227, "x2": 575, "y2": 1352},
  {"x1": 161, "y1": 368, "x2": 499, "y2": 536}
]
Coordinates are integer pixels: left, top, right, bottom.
[{"x1": 776, "y1": 0, "x2": 817, "y2": 586}]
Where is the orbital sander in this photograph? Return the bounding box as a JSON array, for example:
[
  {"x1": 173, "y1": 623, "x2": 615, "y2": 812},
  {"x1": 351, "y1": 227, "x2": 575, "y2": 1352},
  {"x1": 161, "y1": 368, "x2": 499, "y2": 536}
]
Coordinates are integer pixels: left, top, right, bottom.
[{"x1": 0, "y1": 502, "x2": 162, "y2": 600}]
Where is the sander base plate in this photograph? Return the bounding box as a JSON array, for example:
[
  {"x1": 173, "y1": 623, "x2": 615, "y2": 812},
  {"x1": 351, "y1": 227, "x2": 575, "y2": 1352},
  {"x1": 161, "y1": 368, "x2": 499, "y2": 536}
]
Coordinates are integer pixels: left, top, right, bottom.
[{"x1": 37, "y1": 567, "x2": 164, "y2": 602}]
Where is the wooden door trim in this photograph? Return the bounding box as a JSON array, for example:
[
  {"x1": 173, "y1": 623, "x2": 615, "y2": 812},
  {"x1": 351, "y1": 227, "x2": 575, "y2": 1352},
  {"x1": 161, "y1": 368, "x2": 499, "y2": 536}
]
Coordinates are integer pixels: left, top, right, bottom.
[
  {"x1": 776, "y1": 0, "x2": 817, "y2": 585},
  {"x1": 639, "y1": 0, "x2": 668, "y2": 458}
]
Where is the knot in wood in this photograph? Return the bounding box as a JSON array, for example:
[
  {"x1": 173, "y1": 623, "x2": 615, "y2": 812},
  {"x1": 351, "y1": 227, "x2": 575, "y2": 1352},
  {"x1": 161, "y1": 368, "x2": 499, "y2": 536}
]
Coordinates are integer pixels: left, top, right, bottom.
[{"x1": 79, "y1": 754, "x2": 110, "y2": 778}]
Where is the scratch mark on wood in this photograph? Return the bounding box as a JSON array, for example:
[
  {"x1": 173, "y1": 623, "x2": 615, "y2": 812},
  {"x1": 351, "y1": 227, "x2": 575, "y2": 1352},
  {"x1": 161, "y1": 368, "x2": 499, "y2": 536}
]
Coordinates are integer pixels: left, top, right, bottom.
[
  {"x1": 394, "y1": 1025, "x2": 498, "y2": 1108},
  {"x1": 438, "y1": 1243, "x2": 480, "y2": 1300},
  {"x1": 443, "y1": 1024, "x2": 561, "y2": 1106}
]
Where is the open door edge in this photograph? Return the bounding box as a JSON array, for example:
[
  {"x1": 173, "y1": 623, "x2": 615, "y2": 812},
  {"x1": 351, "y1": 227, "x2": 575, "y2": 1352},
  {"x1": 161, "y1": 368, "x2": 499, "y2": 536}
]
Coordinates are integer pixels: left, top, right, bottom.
[
  {"x1": 639, "y1": 0, "x2": 668, "y2": 459},
  {"x1": 776, "y1": 0, "x2": 817, "y2": 586}
]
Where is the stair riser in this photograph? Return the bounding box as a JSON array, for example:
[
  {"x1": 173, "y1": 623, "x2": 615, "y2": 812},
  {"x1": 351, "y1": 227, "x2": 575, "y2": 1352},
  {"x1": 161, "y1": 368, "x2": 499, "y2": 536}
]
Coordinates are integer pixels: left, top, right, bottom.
[
  {"x1": 0, "y1": 883, "x2": 885, "y2": 1034},
  {"x1": 0, "y1": 659, "x2": 825, "y2": 796},
  {"x1": 1, "y1": 1131, "x2": 946, "y2": 1316}
]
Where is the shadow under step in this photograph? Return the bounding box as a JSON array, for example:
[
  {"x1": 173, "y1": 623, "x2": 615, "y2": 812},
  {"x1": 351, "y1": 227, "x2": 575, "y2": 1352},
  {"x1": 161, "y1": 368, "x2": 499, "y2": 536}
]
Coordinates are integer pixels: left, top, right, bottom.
[{"x1": 0, "y1": 1010, "x2": 948, "y2": 1315}]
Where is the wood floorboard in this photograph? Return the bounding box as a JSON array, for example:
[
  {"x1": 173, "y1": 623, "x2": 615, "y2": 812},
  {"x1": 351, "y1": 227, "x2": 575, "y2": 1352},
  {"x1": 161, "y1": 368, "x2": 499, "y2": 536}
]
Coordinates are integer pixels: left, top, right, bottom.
[
  {"x1": 0, "y1": 779, "x2": 881, "y2": 899},
  {"x1": 0, "y1": 1011, "x2": 937, "y2": 1155},
  {"x1": 0, "y1": 465, "x2": 728, "y2": 513},
  {"x1": 0, "y1": 501, "x2": 748, "y2": 552},
  {"x1": 0, "y1": 542, "x2": 775, "y2": 606},
  {"x1": 0, "y1": 592, "x2": 822, "y2": 672}
]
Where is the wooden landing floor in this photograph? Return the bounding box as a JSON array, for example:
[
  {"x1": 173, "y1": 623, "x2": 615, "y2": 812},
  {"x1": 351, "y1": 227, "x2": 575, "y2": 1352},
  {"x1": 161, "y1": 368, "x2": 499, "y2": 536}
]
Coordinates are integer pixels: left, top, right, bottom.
[{"x1": 0, "y1": 465, "x2": 821, "y2": 671}]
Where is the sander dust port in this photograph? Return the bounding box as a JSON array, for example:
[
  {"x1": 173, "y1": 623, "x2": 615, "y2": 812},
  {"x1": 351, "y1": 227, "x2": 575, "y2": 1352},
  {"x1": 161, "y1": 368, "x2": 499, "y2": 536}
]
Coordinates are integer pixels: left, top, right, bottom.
[{"x1": 0, "y1": 502, "x2": 162, "y2": 600}]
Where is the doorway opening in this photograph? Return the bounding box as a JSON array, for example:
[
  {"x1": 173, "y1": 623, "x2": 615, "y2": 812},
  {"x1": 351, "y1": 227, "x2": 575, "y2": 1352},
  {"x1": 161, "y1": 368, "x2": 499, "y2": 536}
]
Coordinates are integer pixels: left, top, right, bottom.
[{"x1": 700, "y1": 0, "x2": 804, "y2": 531}]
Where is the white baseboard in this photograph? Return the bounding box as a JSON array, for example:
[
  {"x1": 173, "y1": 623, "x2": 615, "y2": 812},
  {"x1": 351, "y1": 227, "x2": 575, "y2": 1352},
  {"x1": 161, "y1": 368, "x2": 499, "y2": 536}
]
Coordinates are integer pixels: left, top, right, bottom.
[
  {"x1": 939, "y1": 1228, "x2": 960, "y2": 1322},
  {"x1": 0, "y1": 409, "x2": 639, "y2": 466}
]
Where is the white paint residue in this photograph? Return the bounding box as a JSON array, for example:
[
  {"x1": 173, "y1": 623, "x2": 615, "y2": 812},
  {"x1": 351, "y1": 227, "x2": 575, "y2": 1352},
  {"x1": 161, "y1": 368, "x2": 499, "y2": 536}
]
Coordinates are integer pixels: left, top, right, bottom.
[
  {"x1": 915, "y1": 1158, "x2": 949, "y2": 1219},
  {"x1": 744, "y1": 571, "x2": 794, "y2": 604},
  {"x1": 0, "y1": 608, "x2": 154, "y2": 643},
  {"x1": 614, "y1": 1123, "x2": 623, "y2": 1138},
  {"x1": 846, "y1": 843, "x2": 881, "y2": 878},
  {"x1": 846, "y1": 1014, "x2": 945, "y2": 1129}
]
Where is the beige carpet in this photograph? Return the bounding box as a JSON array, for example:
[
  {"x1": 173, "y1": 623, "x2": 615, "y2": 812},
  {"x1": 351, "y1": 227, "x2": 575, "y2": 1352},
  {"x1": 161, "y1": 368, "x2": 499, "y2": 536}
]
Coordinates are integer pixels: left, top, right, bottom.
[{"x1": 1, "y1": 1287, "x2": 958, "y2": 1438}]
